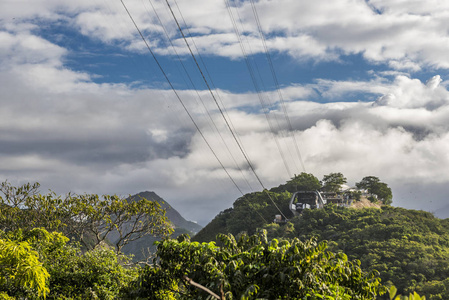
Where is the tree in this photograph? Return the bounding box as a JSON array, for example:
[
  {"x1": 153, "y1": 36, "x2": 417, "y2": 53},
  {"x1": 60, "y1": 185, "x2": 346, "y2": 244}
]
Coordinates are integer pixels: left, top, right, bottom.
[
  {"x1": 356, "y1": 176, "x2": 393, "y2": 205},
  {"x1": 270, "y1": 173, "x2": 321, "y2": 193},
  {"x1": 389, "y1": 286, "x2": 427, "y2": 300},
  {"x1": 46, "y1": 244, "x2": 137, "y2": 299},
  {"x1": 0, "y1": 237, "x2": 49, "y2": 298},
  {"x1": 321, "y1": 172, "x2": 347, "y2": 193},
  {"x1": 130, "y1": 231, "x2": 386, "y2": 299},
  {"x1": 0, "y1": 181, "x2": 174, "y2": 253},
  {"x1": 0, "y1": 181, "x2": 65, "y2": 233},
  {"x1": 67, "y1": 194, "x2": 173, "y2": 252},
  {"x1": 356, "y1": 176, "x2": 381, "y2": 190},
  {"x1": 1, "y1": 228, "x2": 139, "y2": 300},
  {"x1": 373, "y1": 182, "x2": 393, "y2": 205},
  {"x1": 286, "y1": 205, "x2": 445, "y2": 298}
]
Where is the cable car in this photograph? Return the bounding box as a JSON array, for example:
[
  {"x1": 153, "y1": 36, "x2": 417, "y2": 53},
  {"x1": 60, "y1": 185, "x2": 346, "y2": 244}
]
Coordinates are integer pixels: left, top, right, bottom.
[
  {"x1": 289, "y1": 191, "x2": 326, "y2": 216},
  {"x1": 273, "y1": 214, "x2": 287, "y2": 224}
]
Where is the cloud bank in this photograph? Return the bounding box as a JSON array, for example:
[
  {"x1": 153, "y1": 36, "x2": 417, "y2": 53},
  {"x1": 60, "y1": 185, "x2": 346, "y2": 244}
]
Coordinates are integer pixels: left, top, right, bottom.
[
  {"x1": 3, "y1": 0, "x2": 449, "y2": 69},
  {"x1": 1, "y1": 0, "x2": 449, "y2": 224}
]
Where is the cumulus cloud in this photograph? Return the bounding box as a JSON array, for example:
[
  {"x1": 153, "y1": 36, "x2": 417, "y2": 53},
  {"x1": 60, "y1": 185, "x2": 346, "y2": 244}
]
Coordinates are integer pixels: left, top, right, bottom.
[
  {"x1": 1, "y1": 27, "x2": 449, "y2": 224},
  {"x1": 0, "y1": 31, "x2": 66, "y2": 68},
  {"x1": 3, "y1": 0, "x2": 449, "y2": 69},
  {"x1": 2, "y1": 1, "x2": 449, "y2": 224},
  {"x1": 373, "y1": 75, "x2": 449, "y2": 110}
]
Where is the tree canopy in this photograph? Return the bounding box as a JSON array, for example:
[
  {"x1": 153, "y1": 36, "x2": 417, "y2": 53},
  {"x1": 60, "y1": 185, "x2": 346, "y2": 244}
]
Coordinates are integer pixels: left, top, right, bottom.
[
  {"x1": 0, "y1": 181, "x2": 173, "y2": 253},
  {"x1": 0, "y1": 237, "x2": 49, "y2": 298},
  {"x1": 321, "y1": 172, "x2": 347, "y2": 193},
  {"x1": 129, "y1": 231, "x2": 385, "y2": 299},
  {"x1": 264, "y1": 205, "x2": 448, "y2": 299},
  {"x1": 356, "y1": 176, "x2": 393, "y2": 205},
  {"x1": 0, "y1": 228, "x2": 138, "y2": 299},
  {"x1": 270, "y1": 173, "x2": 321, "y2": 193},
  {"x1": 1, "y1": 178, "x2": 435, "y2": 299}
]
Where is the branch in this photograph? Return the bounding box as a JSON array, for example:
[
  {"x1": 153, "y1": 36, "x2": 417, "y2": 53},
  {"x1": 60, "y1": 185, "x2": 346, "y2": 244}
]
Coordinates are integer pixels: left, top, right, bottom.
[{"x1": 183, "y1": 275, "x2": 222, "y2": 300}]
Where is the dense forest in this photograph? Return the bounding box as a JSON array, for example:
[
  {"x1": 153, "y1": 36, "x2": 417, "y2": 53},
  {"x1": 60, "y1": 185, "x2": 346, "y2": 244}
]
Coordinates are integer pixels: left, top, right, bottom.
[
  {"x1": 193, "y1": 172, "x2": 392, "y2": 241},
  {"x1": 0, "y1": 174, "x2": 437, "y2": 299},
  {"x1": 194, "y1": 173, "x2": 448, "y2": 299}
]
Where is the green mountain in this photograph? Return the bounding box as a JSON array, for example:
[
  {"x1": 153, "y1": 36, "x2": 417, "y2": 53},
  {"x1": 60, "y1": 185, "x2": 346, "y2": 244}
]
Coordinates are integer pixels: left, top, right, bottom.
[
  {"x1": 116, "y1": 191, "x2": 202, "y2": 261},
  {"x1": 130, "y1": 191, "x2": 202, "y2": 234},
  {"x1": 194, "y1": 176, "x2": 449, "y2": 299}
]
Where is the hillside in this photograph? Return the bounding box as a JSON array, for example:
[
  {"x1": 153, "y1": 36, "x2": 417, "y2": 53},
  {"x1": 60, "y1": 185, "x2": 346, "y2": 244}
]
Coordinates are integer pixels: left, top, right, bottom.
[
  {"x1": 129, "y1": 191, "x2": 202, "y2": 234},
  {"x1": 114, "y1": 191, "x2": 202, "y2": 261},
  {"x1": 351, "y1": 196, "x2": 382, "y2": 209},
  {"x1": 193, "y1": 174, "x2": 449, "y2": 299}
]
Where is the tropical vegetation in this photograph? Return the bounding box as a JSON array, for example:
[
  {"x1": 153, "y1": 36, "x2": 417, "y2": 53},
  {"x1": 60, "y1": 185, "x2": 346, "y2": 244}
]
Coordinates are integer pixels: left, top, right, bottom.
[{"x1": 0, "y1": 175, "x2": 434, "y2": 299}]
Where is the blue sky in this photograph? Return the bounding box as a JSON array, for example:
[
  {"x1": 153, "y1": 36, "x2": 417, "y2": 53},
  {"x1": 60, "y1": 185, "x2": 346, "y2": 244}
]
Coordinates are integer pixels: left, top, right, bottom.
[{"x1": 2, "y1": 0, "x2": 449, "y2": 224}]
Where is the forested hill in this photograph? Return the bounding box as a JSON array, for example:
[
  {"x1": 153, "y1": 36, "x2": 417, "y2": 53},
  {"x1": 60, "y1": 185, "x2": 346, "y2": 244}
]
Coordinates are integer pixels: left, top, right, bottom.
[
  {"x1": 193, "y1": 173, "x2": 449, "y2": 299},
  {"x1": 193, "y1": 172, "x2": 364, "y2": 242}
]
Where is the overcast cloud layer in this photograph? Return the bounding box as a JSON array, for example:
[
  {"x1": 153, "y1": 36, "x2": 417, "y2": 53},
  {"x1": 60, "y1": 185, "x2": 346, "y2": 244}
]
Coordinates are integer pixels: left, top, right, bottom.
[{"x1": 1, "y1": 0, "x2": 449, "y2": 224}]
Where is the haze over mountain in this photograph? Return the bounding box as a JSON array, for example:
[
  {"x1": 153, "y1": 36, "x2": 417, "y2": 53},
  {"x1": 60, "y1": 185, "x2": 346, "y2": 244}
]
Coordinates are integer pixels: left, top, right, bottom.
[
  {"x1": 111, "y1": 191, "x2": 202, "y2": 260},
  {"x1": 130, "y1": 191, "x2": 202, "y2": 234}
]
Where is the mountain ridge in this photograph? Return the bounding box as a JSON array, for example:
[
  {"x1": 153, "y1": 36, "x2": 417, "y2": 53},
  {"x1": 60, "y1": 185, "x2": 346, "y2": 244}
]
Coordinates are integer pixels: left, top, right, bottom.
[
  {"x1": 112, "y1": 191, "x2": 202, "y2": 261},
  {"x1": 129, "y1": 191, "x2": 202, "y2": 234}
]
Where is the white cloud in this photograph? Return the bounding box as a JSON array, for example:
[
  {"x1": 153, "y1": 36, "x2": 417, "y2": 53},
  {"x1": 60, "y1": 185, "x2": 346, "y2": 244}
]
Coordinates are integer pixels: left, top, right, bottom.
[
  {"x1": 3, "y1": 32, "x2": 449, "y2": 223},
  {"x1": 0, "y1": 31, "x2": 66, "y2": 69},
  {"x1": 3, "y1": 1, "x2": 449, "y2": 224},
  {"x1": 315, "y1": 77, "x2": 390, "y2": 100},
  {"x1": 373, "y1": 75, "x2": 449, "y2": 109},
  {"x1": 4, "y1": 0, "x2": 449, "y2": 69}
]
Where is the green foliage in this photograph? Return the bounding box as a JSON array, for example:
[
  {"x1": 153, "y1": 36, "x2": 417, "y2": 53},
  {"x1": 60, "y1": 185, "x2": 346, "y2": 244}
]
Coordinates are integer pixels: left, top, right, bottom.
[
  {"x1": 47, "y1": 246, "x2": 137, "y2": 300},
  {"x1": 0, "y1": 182, "x2": 67, "y2": 233},
  {"x1": 130, "y1": 231, "x2": 385, "y2": 299},
  {"x1": 0, "y1": 292, "x2": 15, "y2": 300},
  {"x1": 0, "y1": 237, "x2": 49, "y2": 298},
  {"x1": 0, "y1": 181, "x2": 173, "y2": 254},
  {"x1": 389, "y1": 285, "x2": 427, "y2": 300},
  {"x1": 356, "y1": 176, "x2": 381, "y2": 189},
  {"x1": 1, "y1": 228, "x2": 138, "y2": 300},
  {"x1": 191, "y1": 208, "x2": 232, "y2": 243},
  {"x1": 413, "y1": 278, "x2": 449, "y2": 300},
  {"x1": 280, "y1": 206, "x2": 449, "y2": 299},
  {"x1": 321, "y1": 172, "x2": 347, "y2": 193},
  {"x1": 270, "y1": 173, "x2": 322, "y2": 193},
  {"x1": 350, "y1": 190, "x2": 362, "y2": 201},
  {"x1": 194, "y1": 190, "x2": 292, "y2": 242},
  {"x1": 0, "y1": 181, "x2": 176, "y2": 299},
  {"x1": 195, "y1": 174, "x2": 324, "y2": 243},
  {"x1": 67, "y1": 193, "x2": 173, "y2": 252},
  {"x1": 356, "y1": 176, "x2": 393, "y2": 205}
]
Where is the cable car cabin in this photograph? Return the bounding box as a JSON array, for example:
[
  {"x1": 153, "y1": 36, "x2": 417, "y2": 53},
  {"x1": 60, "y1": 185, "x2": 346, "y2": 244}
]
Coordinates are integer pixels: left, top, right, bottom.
[
  {"x1": 273, "y1": 214, "x2": 287, "y2": 224},
  {"x1": 289, "y1": 191, "x2": 326, "y2": 216}
]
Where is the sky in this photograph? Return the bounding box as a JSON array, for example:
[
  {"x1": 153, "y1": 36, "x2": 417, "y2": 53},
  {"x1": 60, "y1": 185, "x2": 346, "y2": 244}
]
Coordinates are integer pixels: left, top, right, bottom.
[{"x1": 1, "y1": 0, "x2": 449, "y2": 225}]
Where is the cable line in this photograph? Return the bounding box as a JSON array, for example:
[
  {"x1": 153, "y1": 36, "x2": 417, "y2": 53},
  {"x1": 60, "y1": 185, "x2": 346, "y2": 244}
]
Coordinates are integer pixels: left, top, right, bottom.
[
  {"x1": 223, "y1": 0, "x2": 293, "y2": 179},
  {"x1": 147, "y1": 0, "x2": 255, "y2": 192},
  {"x1": 119, "y1": 0, "x2": 268, "y2": 223},
  {"x1": 165, "y1": 0, "x2": 263, "y2": 185},
  {"x1": 165, "y1": 0, "x2": 288, "y2": 220},
  {"x1": 230, "y1": 3, "x2": 300, "y2": 175},
  {"x1": 172, "y1": 0, "x2": 296, "y2": 182},
  {"x1": 248, "y1": 0, "x2": 306, "y2": 172},
  {"x1": 172, "y1": 0, "x2": 256, "y2": 187},
  {"x1": 120, "y1": 0, "x2": 239, "y2": 196}
]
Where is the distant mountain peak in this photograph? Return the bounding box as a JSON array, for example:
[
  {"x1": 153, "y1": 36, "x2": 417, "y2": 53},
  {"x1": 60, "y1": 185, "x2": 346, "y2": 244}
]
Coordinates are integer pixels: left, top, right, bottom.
[
  {"x1": 121, "y1": 191, "x2": 203, "y2": 261},
  {"x1": 128, "y1": 191, "x2": 202, "y2": 233}
]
